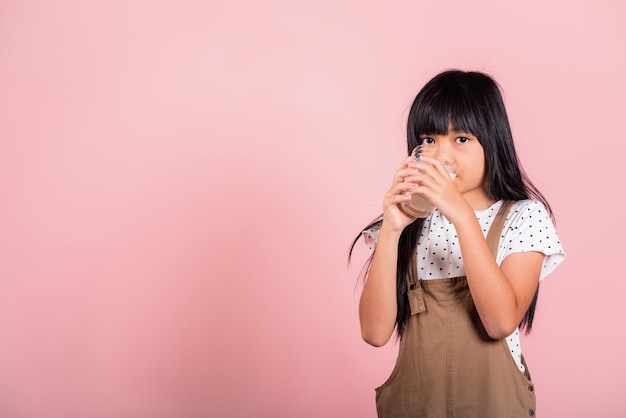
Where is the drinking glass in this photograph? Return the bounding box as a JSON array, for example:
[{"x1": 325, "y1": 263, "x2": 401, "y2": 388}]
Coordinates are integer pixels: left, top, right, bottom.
[{"x1": 401, "y1": 145, "x2": 457, "y2": 218}]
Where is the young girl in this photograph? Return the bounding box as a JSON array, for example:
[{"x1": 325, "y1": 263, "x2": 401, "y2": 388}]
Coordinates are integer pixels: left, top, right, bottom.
[{"x1": 351, "y1": 70, "x2": 565, "y2": 417}]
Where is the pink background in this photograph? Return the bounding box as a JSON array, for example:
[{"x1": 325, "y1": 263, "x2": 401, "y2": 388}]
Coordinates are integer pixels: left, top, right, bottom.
[{"x1": 1, "y1": 1, "x2": 624, "y2": 417}]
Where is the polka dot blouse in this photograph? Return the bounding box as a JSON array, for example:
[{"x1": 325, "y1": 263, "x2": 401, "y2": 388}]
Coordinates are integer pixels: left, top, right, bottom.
[{"x1": 362, "y1": 199, "x2": 566, "y2": 372}]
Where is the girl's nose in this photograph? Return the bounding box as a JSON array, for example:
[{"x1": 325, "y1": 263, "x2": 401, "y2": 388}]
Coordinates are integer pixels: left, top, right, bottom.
[{"x1": 437, "y1": 142, "x2": 452, "y2": 157}]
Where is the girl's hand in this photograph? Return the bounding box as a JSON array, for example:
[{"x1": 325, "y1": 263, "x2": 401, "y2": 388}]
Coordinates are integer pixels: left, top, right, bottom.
[
  {"x1": 403, "y1": 154, "x2": 469, "y2": 223},
  {"x1": 381, "y1": 157, "x2": 420, "y2": 232}
]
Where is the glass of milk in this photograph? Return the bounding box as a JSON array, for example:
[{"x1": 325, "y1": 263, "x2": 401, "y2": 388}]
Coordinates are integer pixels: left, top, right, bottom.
[{"x1": 401, "y1": 145, "x2": 457, "y2": 218}]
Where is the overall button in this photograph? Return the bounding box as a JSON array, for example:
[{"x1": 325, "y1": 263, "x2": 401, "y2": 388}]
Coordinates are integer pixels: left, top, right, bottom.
[
  {"x1": 528, "y1": 385, "x2": 534, "y2": 392},
  {"x1": 528, "y1": 409, "x2": 535, "y2": 416}
]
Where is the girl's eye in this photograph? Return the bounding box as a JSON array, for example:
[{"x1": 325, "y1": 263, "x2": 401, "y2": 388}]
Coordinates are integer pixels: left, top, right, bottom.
[
  {"x1": 456, "y1": 136, "x2": 470, "y2": 144},
  {"x1": 421, "y1": 137, "x2": 435, "y2": 144}
]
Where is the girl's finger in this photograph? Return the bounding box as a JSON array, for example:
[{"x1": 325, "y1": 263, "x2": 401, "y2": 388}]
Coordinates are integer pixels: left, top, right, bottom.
[
  {"x1": 384, "y1": 192, "x2": 412, "y2": 207},
  {"x1": 385, "y1": 182, "x2": 417, "y2": 202},
  {"x1": 395, "y1": 181, "x2": 417, "y2": 194}
]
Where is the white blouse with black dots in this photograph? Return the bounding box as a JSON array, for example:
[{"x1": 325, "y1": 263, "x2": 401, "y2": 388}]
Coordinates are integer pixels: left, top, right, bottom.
[{"x1": 362, "y1": 199, "x2": 566, "y2": 372}]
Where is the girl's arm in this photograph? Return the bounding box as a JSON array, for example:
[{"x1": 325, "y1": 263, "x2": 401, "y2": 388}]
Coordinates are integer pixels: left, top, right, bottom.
[
  {"x1": 452, "y1": 207, "x2": 542, "y2": 339},
  {"x1": 359, "y1": 158, "x2": 418, "y2": 347},
  {"x1": 359, "y1": 225, "x2": 402, "y2": 347}
]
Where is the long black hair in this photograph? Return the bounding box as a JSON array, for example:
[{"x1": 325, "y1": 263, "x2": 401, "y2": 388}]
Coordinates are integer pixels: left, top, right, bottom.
[{"x1": 349, "y1": 69, "x2": 552, "y2": 338}]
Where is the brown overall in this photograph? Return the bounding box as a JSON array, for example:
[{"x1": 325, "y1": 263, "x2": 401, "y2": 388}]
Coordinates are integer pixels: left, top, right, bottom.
[{"x1": 375, "y1": 201, "x2": 537, "y2": 417}]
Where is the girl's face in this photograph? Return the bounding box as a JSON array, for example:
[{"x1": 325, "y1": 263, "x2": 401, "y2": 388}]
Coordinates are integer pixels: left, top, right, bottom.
[{"x1": 420, "y1": 123, "x2": 492, "y2": 209}]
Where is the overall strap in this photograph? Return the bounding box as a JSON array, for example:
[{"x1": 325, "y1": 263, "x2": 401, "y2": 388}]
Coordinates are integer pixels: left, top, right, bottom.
[
  {"x1": 485, "y1": 200, "x2": 514, "y2": 259},
  {"x1": 407, "y1": 201, "x2": 514, "y2": 315}
]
